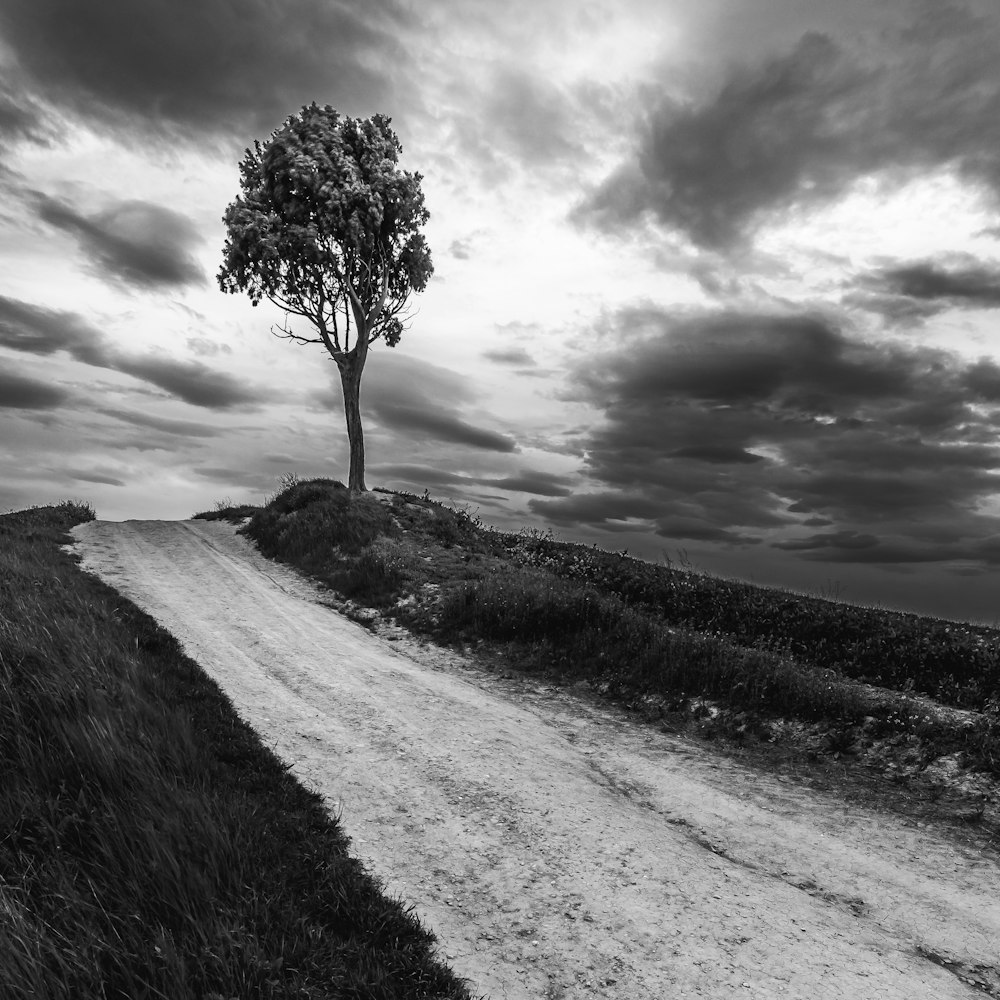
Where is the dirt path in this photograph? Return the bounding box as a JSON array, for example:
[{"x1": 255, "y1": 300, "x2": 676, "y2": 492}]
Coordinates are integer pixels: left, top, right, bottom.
[{"x1": 70, "y1": 519, "x2": 1000, "y2": 999}]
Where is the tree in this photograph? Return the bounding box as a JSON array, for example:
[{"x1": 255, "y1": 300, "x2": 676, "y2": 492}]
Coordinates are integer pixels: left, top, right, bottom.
[{"x1": 218, "y1": 103, "x2": 433, "y2": 492}]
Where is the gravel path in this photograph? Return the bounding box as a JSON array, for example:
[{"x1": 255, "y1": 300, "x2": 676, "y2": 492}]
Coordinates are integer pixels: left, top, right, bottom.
[{"x1": 70, "y1": 519, "x2": 1000, "y2": 999}]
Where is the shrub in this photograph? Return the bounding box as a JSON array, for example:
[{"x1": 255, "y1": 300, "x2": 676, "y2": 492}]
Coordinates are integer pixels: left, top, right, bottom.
[{"x1": 245, "y1": 484, "x2": 395, "y2": 559}]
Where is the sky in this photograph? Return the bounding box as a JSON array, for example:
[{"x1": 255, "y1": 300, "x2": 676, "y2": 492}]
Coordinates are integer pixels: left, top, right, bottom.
[{"x1": 1, "y1": 0, "x2": 1000, "y2": 625}]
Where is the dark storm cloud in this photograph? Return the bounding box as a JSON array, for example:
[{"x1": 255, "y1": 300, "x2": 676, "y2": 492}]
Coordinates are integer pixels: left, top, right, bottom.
[
  {"x1": 669, "y1": 445, "x2": 765, "y2": 464},
  {"x1": 0, "y1": 73, "x2": 54, "y2": 144},
  {"x1": 855, "y1": 258, "x2": 1000, "y2": 318},
  {"x1": 486, "y1": 471, "x2": 572, "y2": 496},
  {"x1": 530, "y1": 491, "x2": 665, "y2": 528},
  {"x1": 778, "y1": 537, "x2": 1000, "y2": 566},
  {"x1": 372, "y1": 464, "x2": 569, "y2": 496},
  {"x1": 65, "y1": 470, "x2": 126, "y2": 487},
  {"x1": 583, "y1": 7, "x2": 1000, "y2": 247},
  {"x1": 0, "y1": 368, "x2": 68, "y2": 409},
  {"x1": 964, "y1": 359, "x2": 1000, "y2": 401},
  {"x1": 880, "y1": 263, "x2": 1000, "y2": 304},
  {"x1": 113, "y1": 356, "x2": 257, "y2": 409},
  {"x1": 371, "y1": 464, "x2": 467, "y2": 488},
  {"x1": 575, "y1": 309, "x2": 918, "y2": 410},
  {"x1": 0, "y1": 295, "x2": 107, "y2": 363},
  {"x1": 34, "y1": 194, "x2": 204, "y2": 289},
  {"x1": 372, "y1": 403, "x2": 517, "y2": 452},
  {"x1": 0, "y1": 0, "x2": 410, "y2": 139},
  {"x1": 536, "y1": 306, "x2": 1000, "y2": 566},
  {"x1": 0, "y1": 295, "x2": 264, "y2": 409},
  {"x1": 774, "y1": 530, "x2": 879, "y2": 553},
  {"x1": 654, "y1": 518, "x2": 761, "y2": 545},
  {"x1": 354, "y1": 352, "x2": 518, "y2": 453}
]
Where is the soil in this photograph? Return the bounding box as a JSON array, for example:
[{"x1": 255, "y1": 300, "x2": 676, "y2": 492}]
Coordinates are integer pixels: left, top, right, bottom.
[{"x1": 70, "y1": 519, "x2": 1000, "y2": 999}]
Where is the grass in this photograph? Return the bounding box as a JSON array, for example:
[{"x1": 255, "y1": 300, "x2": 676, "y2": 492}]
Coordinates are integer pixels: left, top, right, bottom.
[
  {"x1": 1, "y1": 502, "x2": 474, "y2": 1000},
  {"x1": 211, "y1": 479, "x2": 1000, "y2": 783}
]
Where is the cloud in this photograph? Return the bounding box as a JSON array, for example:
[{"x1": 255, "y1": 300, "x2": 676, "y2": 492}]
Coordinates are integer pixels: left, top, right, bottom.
[
  {"x1": 655, "y1": 517, "x2": 762, "y2": 545},
  {"x1": 0, "y1": 73, "x2": 55, "y2": 144},
  {"x1": 370, "y1": 464, "x2": 468, "y2": 488},
  {"x1": 64, "y1": 469, "x2": 126, "y2": 487},
  {"x1": 372, "y1": 403, "x2": 517, "y2": 452},
  {"x1": 534, "y1": 305, "x2": 1000, "y2": 566},
  {"x1": 438, "y1": 60, "x2": 615, "y2": 183},
  {"x1": 582, "y1": 8, "x2": 1000, "y2": 247},
  {"x1": 0, "y1": 368, "x2": 68, "y2": 409},
  {"x1": 352, "y1": 352, "x2": 518, "y2": 453},
  {"x1": 854, "y1": 257, "x2": 1000, "y2": 318},
  {"x1": 192, "y1": 467, "x2": 275, "y2": 490},
  {"x1": 97, "y1": 407, "x2": 220, "y2": 438},
  {"x1": 186, "y1": 337, "x2": 232, "y2": 358},
  {"x1": 0, "y1": 295, "x2": 265, "y2": 409},
  {"x1": 34, "y1": 194, "x2": 204, "y2": 289},
  {"x1": 113, "y1": 355, "x2": 258, "y2": 409},
  {"x1": 374, "y1": 464, "x2": 572, "y2": 496},
  {"x1": 773, "y1": 530, "x2": 879, "y2": 552},
  {"x1": 0, "y1": 0, "x2": 411, "y2": 139},
  {"x1": 530, "y1": 490, "x2": 665, "y2": 528},
  {"x1": 483, "y1": 347, "x2": 537, "y2": 367},
  {"x1": 964, "y1": 359, "x2": 1000, "y2": 401},
  {"x1": 480, "y1": 67, "x2": 585, "y2": 166},
  {"x1": 485, "y1": 471, "x2": 573, "y2": 496},
  {"x1": 669, "y1": 445, "x2": 765, "y2": 464}
]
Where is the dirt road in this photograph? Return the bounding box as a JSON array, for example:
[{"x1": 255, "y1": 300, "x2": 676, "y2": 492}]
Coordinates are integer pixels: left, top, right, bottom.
[{"x1": 70, "y1": 519, "x2": 1000, "y2": 999}]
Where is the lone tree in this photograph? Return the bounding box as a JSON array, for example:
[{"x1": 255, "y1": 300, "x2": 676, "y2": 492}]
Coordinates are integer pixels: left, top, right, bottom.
[{"x1": 218, "y1": 103, "x2": 433, "y2": 491}]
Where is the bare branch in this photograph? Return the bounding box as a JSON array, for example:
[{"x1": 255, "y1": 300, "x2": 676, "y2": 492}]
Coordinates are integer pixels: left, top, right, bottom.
[{"x1": 271, "y1": 314, "x2": 323, "y2": 345}]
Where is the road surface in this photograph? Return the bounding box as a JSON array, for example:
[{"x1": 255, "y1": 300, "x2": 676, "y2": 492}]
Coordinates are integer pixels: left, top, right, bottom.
[{"x1": 70, "y1": 519, "x2": 1000, "y2": 999}]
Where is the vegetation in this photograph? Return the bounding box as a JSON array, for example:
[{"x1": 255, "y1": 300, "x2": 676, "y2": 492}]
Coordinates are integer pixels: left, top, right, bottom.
[
  {"x1": 219, "y1": 479, "x2": 1000, "y2": 780},
  {"x1": 0, "y1": 502, "x2": 473, "y2": 1000},
  {"x1": 218, "y1": 104, "x2": 434, "y2": 491}
]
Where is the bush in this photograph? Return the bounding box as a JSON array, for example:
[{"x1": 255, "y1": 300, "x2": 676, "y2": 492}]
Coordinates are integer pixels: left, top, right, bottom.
[
  {"x1": 336, "y1": 539, "x2": 411, "y2": 606},
  {"x1": 245, "y1": 483, "x2": 396, "y2": 560}
]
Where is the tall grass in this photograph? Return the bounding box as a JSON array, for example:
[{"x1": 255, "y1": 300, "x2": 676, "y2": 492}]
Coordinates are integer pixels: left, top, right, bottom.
[
  {"x1": 498, "y1": 532, "x2": 1000, "y2": 709},
  {"x1": 438, "y1": 565, "x2": 870, "y2": 722},
  {"x1": 1, "y1": 502, "x2": 472, "y2": 1000},
  {"x1": 221, "y1": 479, "x2": 1000, "y2": 777}
]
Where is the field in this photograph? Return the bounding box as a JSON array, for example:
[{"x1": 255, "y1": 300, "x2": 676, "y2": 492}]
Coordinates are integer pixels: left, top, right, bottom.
[
  {"x1": 0, "y1": 502, "x2": 474, "y2": 1000},
  {"x1": 5, "y1": 480, "x2": 999, "y2": 997}
]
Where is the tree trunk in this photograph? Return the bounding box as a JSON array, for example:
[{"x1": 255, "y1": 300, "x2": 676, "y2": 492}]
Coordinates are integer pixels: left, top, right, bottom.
[{"x1": 339, "y1": 364, "x2": 367, "y2": 492}]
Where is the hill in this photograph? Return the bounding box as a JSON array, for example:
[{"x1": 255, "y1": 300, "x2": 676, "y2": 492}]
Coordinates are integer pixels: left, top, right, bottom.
[{"x1": 202, "y1": 477, "x2": 1000, "y2": 832}]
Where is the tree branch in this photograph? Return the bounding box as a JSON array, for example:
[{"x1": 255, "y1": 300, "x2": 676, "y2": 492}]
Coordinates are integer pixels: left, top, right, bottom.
[{"x1": 271, "y1": 314, "x2": 323, "y2": 344}]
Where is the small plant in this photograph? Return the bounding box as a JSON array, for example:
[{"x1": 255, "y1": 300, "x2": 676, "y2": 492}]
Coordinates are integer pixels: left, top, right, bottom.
[
  {"x1": 824, "y1": 724, "x2": 860, "y2": 756},
  {"x1": 54, "y1": 499, "x2": 97, "y2": 524}
]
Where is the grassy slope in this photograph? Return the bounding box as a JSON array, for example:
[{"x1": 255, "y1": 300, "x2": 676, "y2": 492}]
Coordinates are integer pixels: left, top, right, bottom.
[
  {"x1": 0, "y1": 503, "x2": 473, "y2": 1000},
  {"x1": 225, "y1": 480, "x2": 999, "y2": 796}
]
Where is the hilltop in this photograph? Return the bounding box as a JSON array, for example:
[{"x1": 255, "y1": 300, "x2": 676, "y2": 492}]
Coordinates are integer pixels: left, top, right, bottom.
[{"x1": 197, "y1": 477, "x2": 1000, "y2": 837}]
